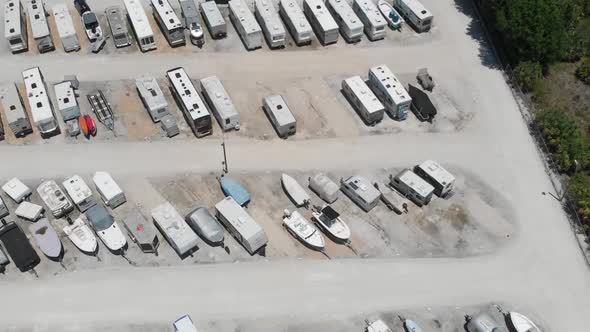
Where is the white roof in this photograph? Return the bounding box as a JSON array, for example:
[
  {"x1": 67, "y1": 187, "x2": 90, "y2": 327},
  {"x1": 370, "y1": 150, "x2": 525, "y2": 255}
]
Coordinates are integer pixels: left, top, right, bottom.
[
  {"x1": 279, "y1": 0, "x2": 311, "y2": 34},
  {"x1": 92, "y1": 171, "x2": 124, "y2": 200},
  {"x1": 179, "y1": 0, "x2": 199, "y2": 26},
  {"x1": 151, "y1": 0, "x2": 182, "y2": 30},
  {"x1": 135, "y1": 76, "x2": 168, "y2": 111},
  {"x1": 52, "y1": 3, "x2": 77, "y2": 38},
  {"x1": 366, "y1": 320, "x2": 393, "y2": 332},
  {"x1": 124, "y1": 0, "x2": 155, "y2": 39},
  {"x1": 327, "y1": 0, "x2": 363, "y2": 30},
  {"x1": 229, "y1": 0, "x2": 262, "y2": 34},
  {"x1": 215, "y1": 196, "x2": 263, "y2": 240},
  {"x1": 369, "y1": 65, "x2": 411, "y2": 105},
  {"x1": 304, "y1": 0, "x2": 338, "y2": 32},
  {"x1": 2, "y1": 178, "x2": 31, "y2": 200},
  {"x1": 201, "y1": 1, "x2": 225, "y2": 27},
  {"x1": 0, "y1": 83, "x2": 27, "y2": 124},
  {"x1": 343, "y1": 76, "x2": 384, "y2": 114},
  {"x1": 54, "y1": 81, "x2": 77, "y2": 112},
  {"x1": 63, "y1": 175, "x2": 93, "y2": 205},
  {"x1": 342, "y1": 175, "x2": 381, "y2": 203},
  {"x1": 151, "y1": 202, "x2": 198, "y2": 252},
  {"x1": 398, "y1": 0, "x2": 431, "y2": 20},
  {"x1": 174, "y1": 315, "x2": 198, "y2": 332},
  {"x1": 27, "y1": 0, "x2": 50, "y2": 39},
  {"x1": 418, "y1": 160, "x2": 455, "y2": 185},
  {"x1": 105, "y1": 6, "x2": 128, "y2": 36},
  {"x1": 255, "y1": 0, "x2": 285, "y2": 35},
  {"x1": 264, "y1": 95, "x2": 296, "y2": 126},
  {"x1": 166, "y1": 68, "x2": 209, "y2": 121},
  {"x1": 397, "y1": 169, "x2": 434, "y2": 197},
  {"x1": 37, "y1": 180, "x2": 71, "y2": 211},
  {"x1": 200, "y1": 76, "x2": 238, "y2": 120},
  {"x1": 22, "y1": 67, "x2": 53, "y2": 123},
  {"x1": 354, "y1": 0, "x2": 386, "y2": 27},
  {"x1": 4, "y1": 0, "x2": 23, "y2": 39}
]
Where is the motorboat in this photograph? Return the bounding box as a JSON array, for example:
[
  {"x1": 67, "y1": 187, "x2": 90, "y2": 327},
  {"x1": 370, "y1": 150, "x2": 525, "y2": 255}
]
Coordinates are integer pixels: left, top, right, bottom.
[
  {"x1": 366, "y1": 319, "x2": 393, "y2": 332},
  {"x1": 64, "y1": 217, "x2": 98, "y2": 254},
  {"x1": 0, "y1": 220, "x2": 40, "y2": 272},
  {"x1": 85, "y1": 115, "x2": 97, "y2": 137},
  {"x1": 509, "y1": 312, "x2": 541, "y2": 332},
  {"x1": 219, "y1": 176, "x2": 251, "y2": 206},
  {"x1": 82, "y1": 11, "x2": 103, "y2": 42},
  {"x1": 311, "y1": 205, "x2": 351, "y2": 243},
  {"x1": 185, "y1": 207, "x2": 224, "y2": 246},
  {"x1": 85, "y1": 205, "x2": 127, "y2": 252},
  {"x1": 404, "y1": 319, "x2": 423, "y2": 332},
  {"x1": 28, "y1": 218, "x2": 62, "y2": 259},
  {"x1": 281, "y1": 173, "x2": 310, "y2": 207},
  {"x1": 378, "y1": 0, "x2": 403, "y2": 30},
  {"x1": 283, "y1": 209, "x2": 325, "y2": 251},
  {"x1": 189, "y1": 22, "x2": 205, "y2": 46}
]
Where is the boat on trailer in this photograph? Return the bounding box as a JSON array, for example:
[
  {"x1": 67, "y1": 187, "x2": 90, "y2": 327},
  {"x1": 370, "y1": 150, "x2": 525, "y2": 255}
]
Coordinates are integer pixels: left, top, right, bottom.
[
  {"x1": 283, "y1": 209, "x2": 324, "y2": 251},
  {"x1": 28, "y1": 218, "x2": 63, "y2": 259},
  {"x1": 378, "y1": 0, "x2": 403, "y2": 30},
  {"x1": 509, "y1": 312, "x2": 541, "y2": 332},
  {"x1": 281, "y1": 173, "x2": 310, "y2": 207},
  {"x1": 311, "y1": 205, "x2": 351, "y2": 243},
  {"x1": 219, "y1": 176, "x2": 251, "y2": 206},
  {"x1": 63, "y1": 216, "x2": 98, "y2": 254},
  {"x1": 404, "y1": 319, "x2": 423, "y2": 332}
]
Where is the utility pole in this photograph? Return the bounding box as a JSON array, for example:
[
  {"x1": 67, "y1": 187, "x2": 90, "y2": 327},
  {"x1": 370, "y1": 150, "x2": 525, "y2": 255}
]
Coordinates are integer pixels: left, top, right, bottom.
[{"x1": 221, "y1": 135, "x2": 228, "y2": 174}]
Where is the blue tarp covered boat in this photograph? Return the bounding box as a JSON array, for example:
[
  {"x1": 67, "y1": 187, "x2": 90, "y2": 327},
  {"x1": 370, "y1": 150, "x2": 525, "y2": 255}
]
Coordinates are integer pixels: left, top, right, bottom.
[{"x1": 219, "y1": 176, "x2": 251, "y2": 206}]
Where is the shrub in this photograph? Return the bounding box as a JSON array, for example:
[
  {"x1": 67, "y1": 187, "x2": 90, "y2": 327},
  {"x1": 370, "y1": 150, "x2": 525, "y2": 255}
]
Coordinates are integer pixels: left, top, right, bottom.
[
  {"x1": 513, "y1": 61, "x2": 543, "y2": 92},
  {"x1": 575, "y1": 58, "x2": 590, "y2": 84},
  {"x1": 569, "y1": 173, "x2": 590, "y2": 224}
]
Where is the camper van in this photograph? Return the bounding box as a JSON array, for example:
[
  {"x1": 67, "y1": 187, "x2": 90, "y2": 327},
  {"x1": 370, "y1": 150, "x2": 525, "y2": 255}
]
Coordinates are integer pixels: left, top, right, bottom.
[
  {"x1": 124, "y1": 0, "x2": 156, "y2": 51},
  {"x1": 200, "y1": 1, "x2": 226, "y2": 39},
  {"x1": 342, "y1": 76, "x2": 384, "y2": 125},
  {"x1": 394, "y1": 0, "x2": 432, "y2": 32},
  {"x1": 26, "y1": 0, "x2": 54, "y2": 53},
  {"x1": 4, "y1": 0, "x2": 28, "y2": 52},
  {"x1": 167, "y1": 67, "x2": 212, "y2": 138},
  {"x1": 105, "y1": 6, "x2": 131, "y2": 48},
  {"x1": 52, "y1": 4, "x2": 81, "y2": 52},
  {"x1": 215, "y1": 196, "x2": 268, "y2": 255},
  {"x1": 37, "y1": 180, "x2": 74, "y2": 218},
  {"x1": 152, "y1": 202, "x2": 199, "y2": 257},
  {"x1": 368, "y1": 64, "x2": 411, "y2": 120},
  {"x1": 136, "y1": 76, "x2": 169, "y2": 122},
  {"x1": 2, "y1": 178, "x2": 31, "y2": 203},
  {"x1": 62, "y1": 175, "x2": 97, "y2": 212},
  {"x1": 229, "y1": 0, "x2": 263, "y2": 50},
  {"x1": 255, "y1": 0, "x2": 286, "y2": 48},
  {"x1": 262, "y1": 95, "x2": 296, "y2": 138},
  {"x1": 303, "y1": 0, "x2": 339, "y2": 45},
  {"x1": 340, "y1": 175, "x2": 381, "y2": 212},
  {"x1": 151, "y1": 0, "x2": 186, "y2": 47},
  {"x1": 22, "y1": 67, "x2": 59, "y2": 136},
  {"x1": 200, "y1": 76, "x2": 240, "y2": 131},
  {"x1": 353, "y1": 0, "x2": 386, "y2": 41},
  {"x1": 414, "y1": 160, "x2": 455, "y2": 197},
  {"x1": 390, "y1": 169, "x2": 434, "y2": 207},
  {"x1": 0, "y1": 83, "x2": 33, "y2": 137},
  {"x1": 326, "y1": 0, "x2": 363, "y2": 43},
  {"x1": 54, "y1": 81, "x2": 81, "y2": 123},
  {"x1": 92, "y1": 171, "x2": 127, "y2": 209},
  {"x1": 279, "y1": 0, "x2": 313, "y2": 45}
]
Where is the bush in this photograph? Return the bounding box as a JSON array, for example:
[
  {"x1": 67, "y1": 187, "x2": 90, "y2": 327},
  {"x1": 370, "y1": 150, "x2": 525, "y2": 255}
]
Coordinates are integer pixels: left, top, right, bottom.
[
  {"x1": 569, "y1": 173, "x2": 590, "y2": 224},
  {"x1": 514, "y1": 61, "x2": 543, "y2": 92},
  {"x1": 576, "y1": 58, "x2": 590, "y2": 84}
]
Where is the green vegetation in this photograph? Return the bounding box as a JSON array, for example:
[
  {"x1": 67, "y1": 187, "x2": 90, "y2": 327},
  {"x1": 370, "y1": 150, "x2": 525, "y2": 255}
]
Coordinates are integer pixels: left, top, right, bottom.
[
  {"x1": 570, "y1": 173, "x2": 590, "y2": 226},
  {"x1": 513, "y1": 61, "x2": 542, "y2": 92},
  {"x1": 576, "y1": 58, "x2": 590, "y2": 84}
]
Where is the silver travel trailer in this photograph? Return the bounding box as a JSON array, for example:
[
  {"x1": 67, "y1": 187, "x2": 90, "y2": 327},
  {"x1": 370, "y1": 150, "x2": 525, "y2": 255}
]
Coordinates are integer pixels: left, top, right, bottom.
[
  {"x1": 4, "y1": 0, "x2": 28, "y2": 52},
  {"x1": 167, "y1": 67, "x2": 212, "y2": 138},
  {"x1": 26, "y1": 0, "x2": 54, "y2": 53},
  {"x1": 303, "y1": 0, "x2": 339, "y2": 45},
  {"x1": 309, "y1": 173, "x2": 339, "y2": 203},
  {"x1": 326, "y1": 0, "x2": 363, "y2": 43},
  {"x1": 215, "y1": 196, "x2": 268, "y2": 255},
  {"x1": 185, "y1": 207, "x2": 224, "y2": 246},
  {"x1": 340, "y1": 175, "x2": 381, "y2": 212},
  {"x1": 37, "y1": 180, "x2": 74, "y2": 218},
  {"x1": 2, "y1": 178, "x2": 31, "y2": 203},
  {"x1": 390, "y1": 169, "x2": 434, "y2": 207},
  {"x1": 353, "y1": 0, "x2": 386, "y2": 41},
  {"x1": 124, "y1": 0, "x2": 156, "y2": 51},
  {"x1": 200, "y1": 1, "x2": 226, "y2": 39},
  {"x1": 279, "y1": 0, "x2": 312, "y2": 45},
  {"x1": 92, "y1": 171, "x2": 127, "y2": 209},
  {"x1": 124, "y1": 209, "x2": 160, "y2": 254},
  {"x1": 414, "y1": 160, "x2": 455, "y2": 197},
  {"x1": 368, "y1": 64, "x2": 412, "y2": 120},
  {"x1": 62, "y1": 175, "x2": 97, "y2": 212},
  {"x1": 342, "y1": 76, "x2": 385, "y2": 125},
  {"x1": 152, "y1": 202, "x2": 199, "y2": 257},
  {"x1": 394, "y1": 0, "x2": 432, "y2": 32},
  {"x1": 151, "y1": 0, "x2": 186, "y2": 47},
  {"x1": 54, "y1": 81, "x2": 80, "y2": 122},
  {"x1": 262, "y1": 95, "x2": 296, "y2": 138},
  {"x1": 52, "y1": 4, "x2": 80, "y2": 52},
  {"x1": 229, "y1": 0, "x2": 263, "y2": 50},
  {"x1": 179, "y1": 0, "x2": 204, "y2": 45},
  {"x1": 136, "y1": 76, "x2": 169, "y2": 122},
  {"x1": 22, "y1": 67, "x2": 59, "y2": 136},
  {"x1": 105, "y1": 6, "x2": 131, "y2": 48},
  {"x1": 0, "y1": 83, "x2": 33, "y2": 137},
  {"x1": 199, "y1": 76, "x2": 240, "y2": 131},
  {"x1": 254, "y1": 0, "x2": 286, "y2": 48}
]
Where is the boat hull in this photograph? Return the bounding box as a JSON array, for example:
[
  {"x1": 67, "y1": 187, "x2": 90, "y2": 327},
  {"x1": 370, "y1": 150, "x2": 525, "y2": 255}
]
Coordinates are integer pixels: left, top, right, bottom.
[
  {"x1": 283, "y1": 211, "x2": 325, "y2": 251},
  {"x1": 378, "y1": 0, "x2": 402, "y2": 29},
  {"x1": 509, "y1": 312, "x2": 541, "y2": 332},
  {"x1": 281, "y1": 174, "x2": 310, "y2": 207},
  {"x1": 311, "y1": 212, "x2": 351, "y2": 243},
  {"x1": 28, "y1": 218, "x2": 63, "y2": 259},
  {"x1": 64, "y1": 219, "x2": 98, "y2": 254},
  {"x1": 97, "y1": 222, "x2": 127, "y2": 252}
]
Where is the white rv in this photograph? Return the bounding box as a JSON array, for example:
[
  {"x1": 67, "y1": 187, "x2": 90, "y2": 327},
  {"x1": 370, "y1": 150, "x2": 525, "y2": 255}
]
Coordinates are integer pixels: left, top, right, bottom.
[
  {"x1": 54, "y1": 81, "x2": 80, "y2": 122},
  {"x1": 215, "y1": 196, "x2": 268, "y2": 255},
  {"x1": 4, "y1": 0, "x2": 28, "y2": 52},
  {"x1": 52, "y1": 4, "x2": 81, "y2": 52},
  {"x1": 368, "y1": 64, "x2": 411, "y2": 120},
  {"x1": 151, "y1": 0, "x2": 186, "y2": 47},
  {"x1": 22, "y1": 67, "x2": 59, "y2": 136},
  {"x1": 342, "y1": 76, "x2": 384, "y2": 125},
  {"x1": 353, "y1": 0, "x2": 386, "y2": 41},
  {"x1": 229, "y1": 0, "x2": 263, "y2": 50},
  {"x1": 152, "y1": 202, "x2": 199, "y2": 257},
  {"x1": 279, "y1": 0, "x2": 313, "y2": 45},
  {"x1": 262, "y1": 95, "x2": 296, "y2": 138},
  {"x1": 106, "y1": 6, "x2": 131, "y2": 48},
  {"x1": 200, "y1": 1, "x2": 226, "y2": 39},
  {"x1": 26, "y1": 0, "x2": 54, "y2": 53},
  {"x1": 414, "y1": 160, "x2": 455, "y2": 197},
  {"x1": 199, "y1": 76, "x2": 240, "y2": 131},
  {"x1": 0, "y1": 83, "x2": 33, "y2": 137},
  {"x1": 326, "y1": 0, "x2": 363, "y2": 43},
  {"x1": 390, "y1": 169, "x2": 434, "y2": 207},
  {"x1": 166, "y1": 67, "x2": 212, "y2": 138},
  {"x1": 340, "y1": 175, "x2": 381, "y2": 212},
  {"x1": 62, "y1": 175, "x2": 97, "y2": 212},
  {"x1": 255, "y1": 0, "x2": 286, "y2": 48},
  {"x1": 124, "y1": 0, "x2": 156, "y2": 52},
  {"x1": 303, "y1": 0, "x2": 339, "y2": 45},
  {"x1": 394, "y1": 0, "x2": 432, "y2": 32},
  {"x1": 2, "y1": 178, "x2": 31, "y2": 203},
  {"x1": 92, "y1": 171, "x2": 127, "y2": 209},
  {"x1": 136, "y1": 76, "x2": 169, "y2": 122},
  {"x1": 37, "y1": 180, "x2": 74, "y2": 218}
]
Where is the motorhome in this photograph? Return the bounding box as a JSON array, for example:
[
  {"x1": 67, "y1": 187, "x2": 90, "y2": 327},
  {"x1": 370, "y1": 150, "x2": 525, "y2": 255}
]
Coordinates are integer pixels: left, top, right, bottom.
[
  {"x1": 200, "y1": 1, "x2": 226, "y2": 39},
  {"x1": 262, "y1": 95, "x2": 296, "y2": 138},
  {"x1": 393, "y1": 0, "x2": 432, "y2": 32},
  {"x1": 136, "y1": 76, "x2": 169, "y2": 122},
  {"x1": 151, "y1": 0, "x2": 186, "y2": 47},
  {"x1": 390, "y1": 169, "x2": 434, "y2": 207},
  {"x1": 279, "y1": 0, "x2": 312, "y2": 45},
  {"x1": 353, "y1": 0, "x2": 386, "y2": 41},
  {"x1": 215, "y1": 196, "x2": 268, "y2": 255},
  {"x1": 342, "y1": 76, "x2": 384, "y2": 125},
  {"x1": 4, "y1": 0, "x2": 28, "y2": 52},
  {"x1": 37, "y1": 180, "x2": 74, "y2": 218},
  {"x1": 414, "y1": 160, "x2": 455, "y2": 197},
  {"x1": 62, "y1": 175, "x2": 97, "y2": 212},
  {"x1": 368, "y1": 64, "x2": 411, "y2": 120},
  {"x1": 166, "y1": 67, "x2": 212, "y2": 137},
  {"x1": 0, "y1": 83, "x2": 33, "y2": 137},
  {"x1": 340, "y1": 175, "x2": 381, "y2": 212},
  {"x1": 326, "y1": 0, "x2": 363, "y2": 43},
  {"x1": 303, "y1": 0, "x2": 339, "y2": 45},
  {"x1": 54, "y1": 81, "x2": 81, "y2": 122},
  {"x1": 124, "y1": 209, "x2": 160, "y2": 254},
  {"x1": 229, "y1": 0, "x2": 263, "y2": 50},
  {"x1": 26, "y1": 0, "x2": 54, "y2": 53},
  {"x1": 2, "y1": 178, "x2": 31, "y2": 203},
  {"x1": 255, "y1": 0, "x2": 286, "y2": 48},
  {"x1": 92, "y1": 171, "x2": 127, "y2": 209},
  {"x1": 105, "y1": 6, "x2": 131, "y2": 48},
  {"x1": 152, "y1": 202, "x2": 199, "y2": 257},
  {"x1": 22, "y1": 67, "x2": 59, "y2": 136},
  {"x1": 179, "y1": 0, "x2": 204, "y2": 45},
  {"x1": 52, "y1": 3, "x2": 81, "y2": 52},
  {"x1": 199, "y1": 76, "x2": 240, "y2": 131},
  {"x1": 124, "y1": 0, "x2": 156, "y2": 51}
]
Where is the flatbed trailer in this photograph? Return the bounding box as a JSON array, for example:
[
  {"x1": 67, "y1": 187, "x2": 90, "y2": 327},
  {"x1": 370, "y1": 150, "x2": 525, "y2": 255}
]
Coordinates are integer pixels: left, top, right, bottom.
[{"x1": 87, "y1": 90, "x2": 115, "y2": 131}]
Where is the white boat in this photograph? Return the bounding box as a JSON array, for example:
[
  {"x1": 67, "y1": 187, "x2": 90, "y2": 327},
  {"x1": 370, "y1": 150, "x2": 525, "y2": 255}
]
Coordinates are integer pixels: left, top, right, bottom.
[
  {"x1": 86, "y1": 205, "x2": 127, "y2": 252},
  {"x1": 311, "y1": 205, "x2": 351, "y2": 243},
  {"x1": 283, "y1": 209, "x2": 325, "y2": 251},
  {"x1": 366, "y1": 319, "x2": 392, "y2": 332},
  {"x1": 64, "y1": 217, "x2": 98, "y2": 254},
  {"x1": 281, "y1": 174, "x2": 310, "y2": 207},
  {"x1": 404, "y1": 319, "x2": 423, "y2": 332},
  {"x1": 509, "y1": 312, "x2": 541, "y2": 332},
  {"x1": 378, "y1": 0, "x2": 403, "y2": 30}
]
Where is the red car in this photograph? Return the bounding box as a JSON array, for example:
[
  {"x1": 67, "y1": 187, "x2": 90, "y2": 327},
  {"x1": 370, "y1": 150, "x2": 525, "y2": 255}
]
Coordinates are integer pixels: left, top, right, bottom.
[{"x1": 84, "y1": 115, "x2": 97, "y2": 137}]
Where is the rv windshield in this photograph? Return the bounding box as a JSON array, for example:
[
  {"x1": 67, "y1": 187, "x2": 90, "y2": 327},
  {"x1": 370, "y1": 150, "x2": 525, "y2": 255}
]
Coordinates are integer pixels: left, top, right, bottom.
[{"x1": 83, "y1": 13, "x2": 99, "y2": 28}]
